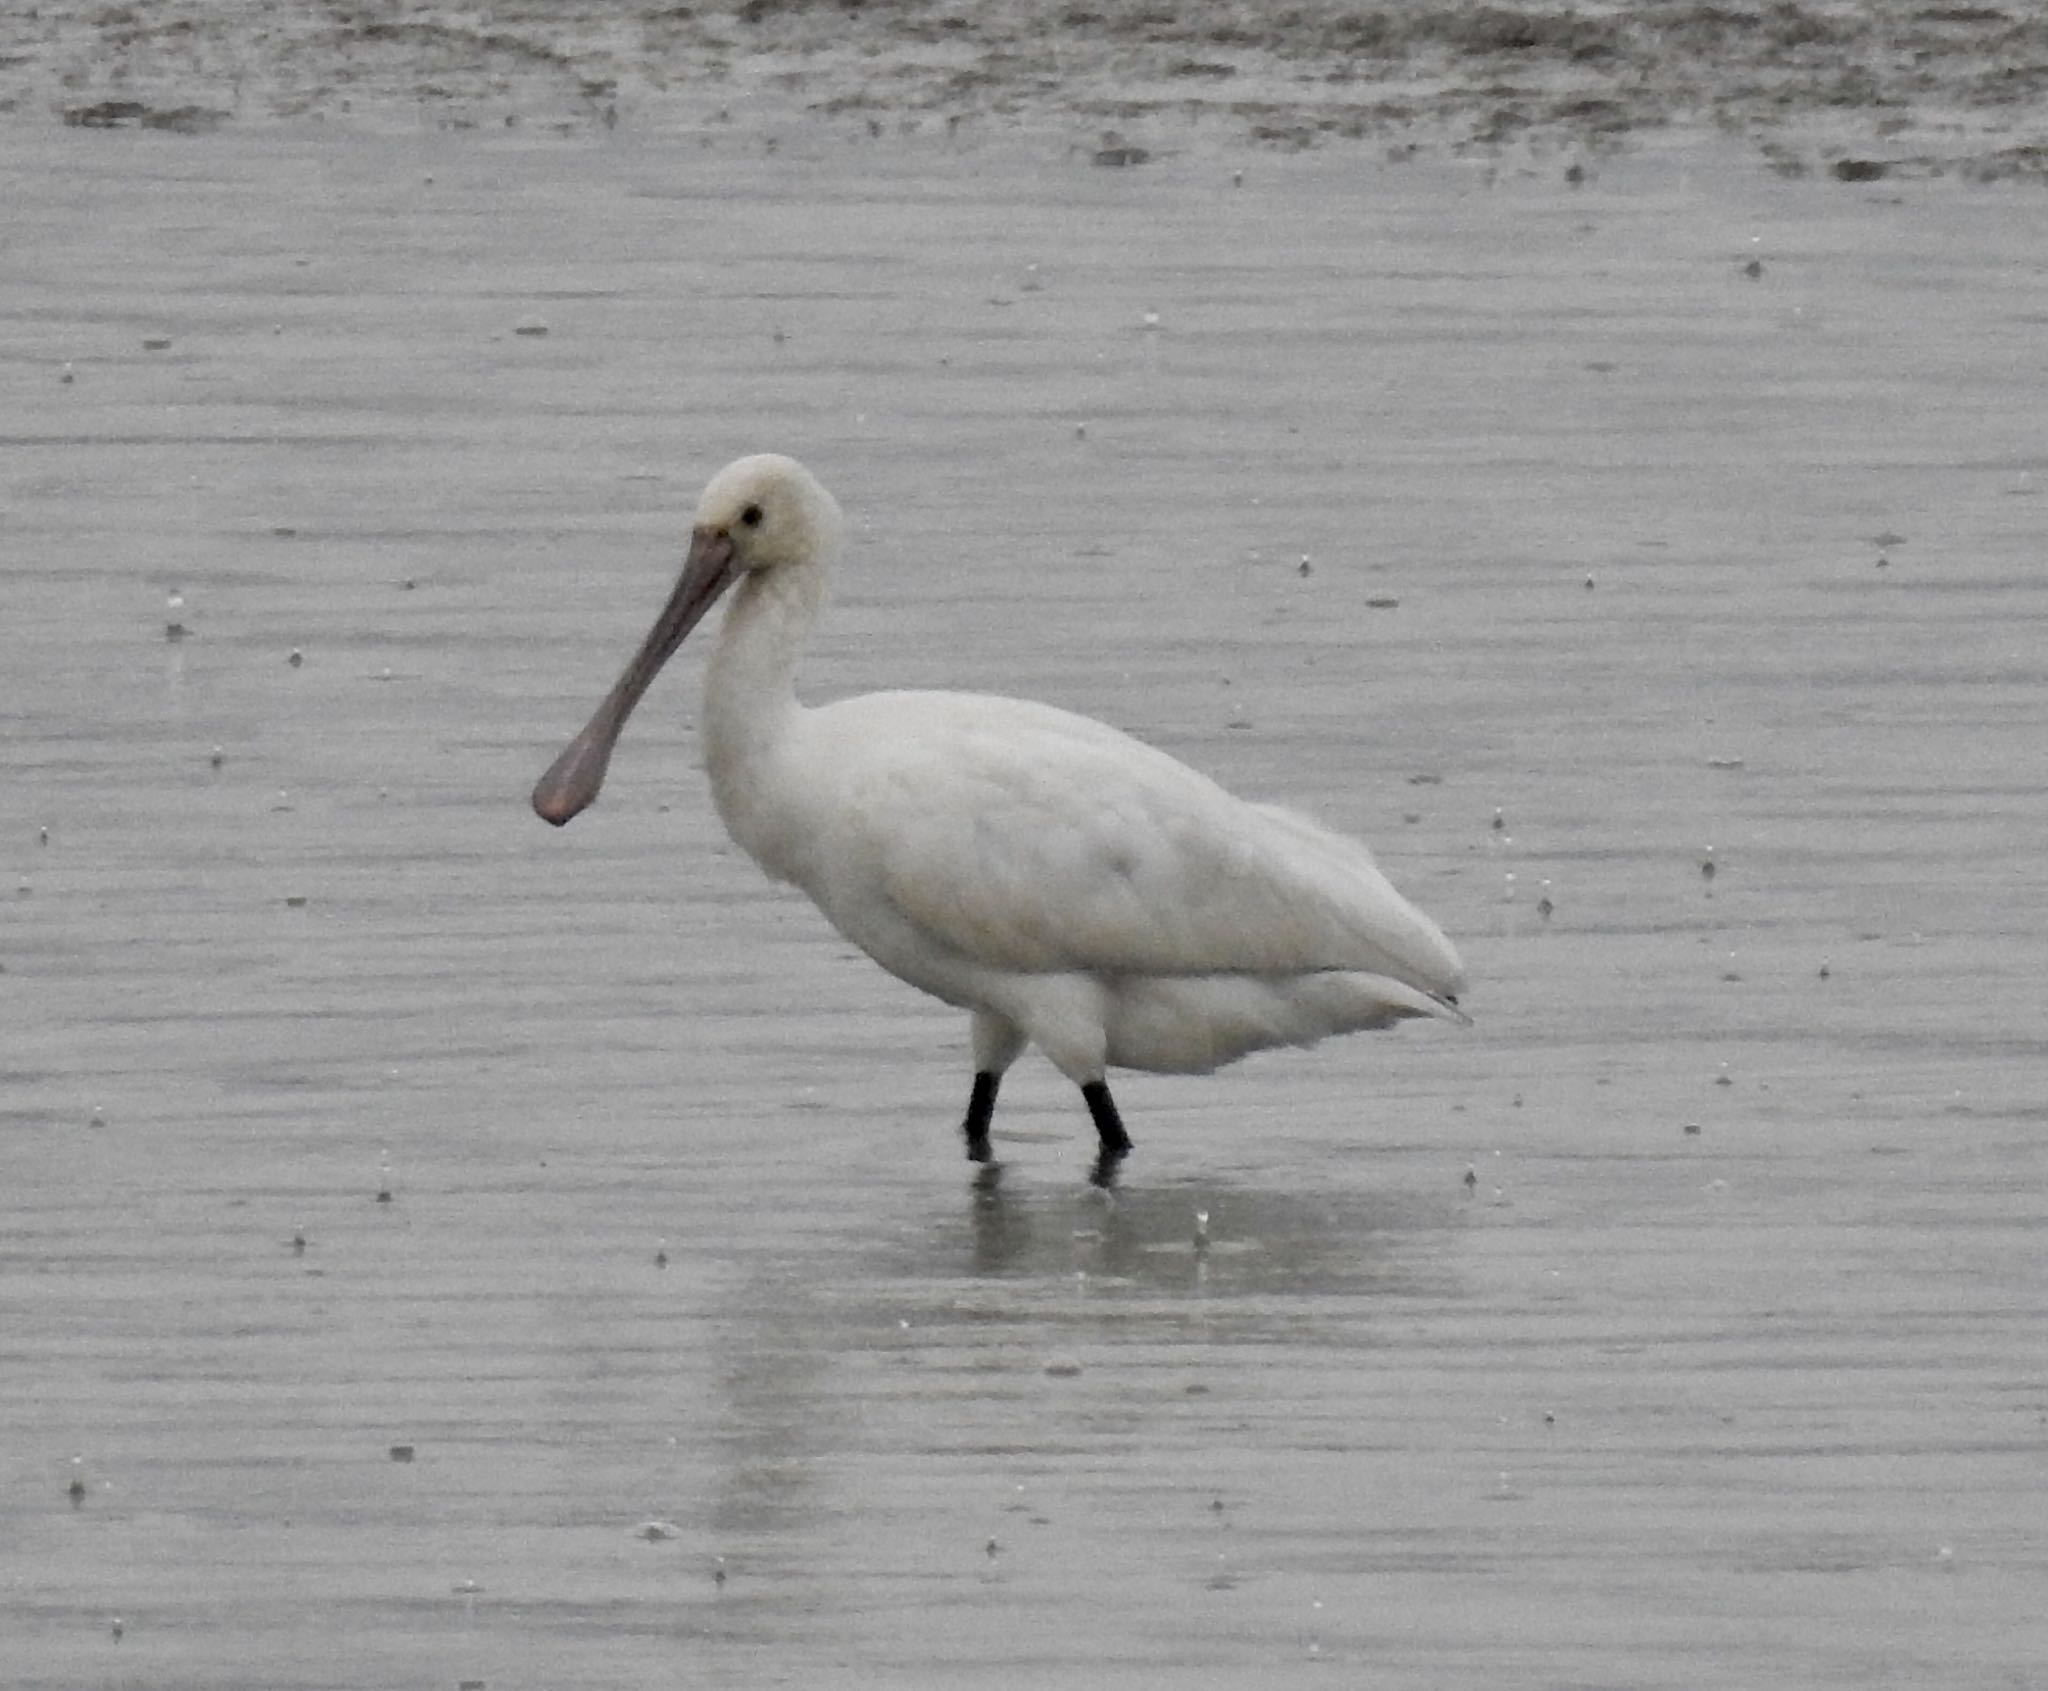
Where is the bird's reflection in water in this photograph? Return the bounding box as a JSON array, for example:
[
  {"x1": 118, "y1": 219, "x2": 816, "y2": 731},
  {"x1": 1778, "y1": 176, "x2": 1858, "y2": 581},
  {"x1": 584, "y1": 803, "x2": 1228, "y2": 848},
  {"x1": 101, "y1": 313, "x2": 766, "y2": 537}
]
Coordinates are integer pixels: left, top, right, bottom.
[
  {"x1": 953, "y1": 1151, "x2": 1458, "y2": 1303},
  {"x1": 687, "y1": 1134, "x2": 1462, "y2": 1631},
  {"x1": 967, "y1": 1160, "x2": 1034, "y2": 1276}
]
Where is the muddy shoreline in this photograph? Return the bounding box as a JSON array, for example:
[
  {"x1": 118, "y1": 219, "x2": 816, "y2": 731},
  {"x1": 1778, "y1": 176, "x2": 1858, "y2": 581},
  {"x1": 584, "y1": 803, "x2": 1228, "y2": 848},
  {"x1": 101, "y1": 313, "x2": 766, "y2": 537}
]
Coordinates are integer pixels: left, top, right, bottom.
[{"x1": 6, "y1": 1, "x2": 2048, "y2": 179}]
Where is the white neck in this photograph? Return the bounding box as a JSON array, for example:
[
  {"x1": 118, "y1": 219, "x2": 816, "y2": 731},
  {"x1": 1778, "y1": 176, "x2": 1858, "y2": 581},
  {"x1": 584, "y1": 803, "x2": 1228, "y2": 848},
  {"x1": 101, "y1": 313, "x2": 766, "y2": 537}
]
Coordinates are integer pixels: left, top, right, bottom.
[{"x1": 701, "y1": 560, "x2": 824, "y2": 859}]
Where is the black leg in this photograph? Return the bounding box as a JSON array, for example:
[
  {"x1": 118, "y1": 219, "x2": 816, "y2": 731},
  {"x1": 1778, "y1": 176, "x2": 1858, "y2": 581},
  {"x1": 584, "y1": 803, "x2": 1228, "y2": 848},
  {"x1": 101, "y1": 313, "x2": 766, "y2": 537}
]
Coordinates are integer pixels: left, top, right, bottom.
[
  {"x1": 962, "y1": 1070, "x2": 1000, "y2": 1162},
  {"x1": 1081, "y1": 1080, "x2": 1131, "y2": 1154},
  {"x1": 1082, "y1": 1079, "x2": 1132, "y2": 1186}
]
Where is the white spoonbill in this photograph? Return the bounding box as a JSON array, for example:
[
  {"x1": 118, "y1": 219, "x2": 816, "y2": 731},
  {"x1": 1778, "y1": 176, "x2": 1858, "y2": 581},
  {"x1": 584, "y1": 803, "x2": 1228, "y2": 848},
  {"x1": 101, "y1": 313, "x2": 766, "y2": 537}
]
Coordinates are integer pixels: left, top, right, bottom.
[{"x1": 534, "y1": 454, "x2": 1467, "y2": 1180}]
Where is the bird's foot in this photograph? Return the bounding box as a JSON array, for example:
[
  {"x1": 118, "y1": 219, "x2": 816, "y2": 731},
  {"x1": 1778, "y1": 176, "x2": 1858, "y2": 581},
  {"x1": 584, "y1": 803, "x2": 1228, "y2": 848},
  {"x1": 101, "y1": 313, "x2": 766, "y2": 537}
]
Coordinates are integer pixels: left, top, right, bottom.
[
  {"x1": 1081, "y1": 1080, "x2": 1133, "y2": 1186},
  {"x1": 1089, "y1": 1142, "x2": 1129, "y2": 1189}
]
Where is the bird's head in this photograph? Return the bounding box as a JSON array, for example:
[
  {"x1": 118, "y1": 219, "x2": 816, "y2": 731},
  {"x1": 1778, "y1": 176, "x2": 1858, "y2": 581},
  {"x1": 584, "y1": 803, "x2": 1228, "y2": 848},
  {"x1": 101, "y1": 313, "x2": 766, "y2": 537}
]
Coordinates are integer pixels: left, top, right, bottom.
[
  {"x1": 692, "y1": 452, "x2": 845, "y2": 578},
  {"x1": 531, "y1": 452, "x2": 842, "y2": 827}
]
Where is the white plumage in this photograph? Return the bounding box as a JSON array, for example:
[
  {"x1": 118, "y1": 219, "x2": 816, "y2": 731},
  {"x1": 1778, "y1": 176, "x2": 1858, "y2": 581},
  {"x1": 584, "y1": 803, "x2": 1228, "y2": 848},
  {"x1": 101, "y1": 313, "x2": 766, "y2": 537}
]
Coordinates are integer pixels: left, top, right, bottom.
[{"x1": 535, "y1": 454, "x2": 1466, "y2": 1177}]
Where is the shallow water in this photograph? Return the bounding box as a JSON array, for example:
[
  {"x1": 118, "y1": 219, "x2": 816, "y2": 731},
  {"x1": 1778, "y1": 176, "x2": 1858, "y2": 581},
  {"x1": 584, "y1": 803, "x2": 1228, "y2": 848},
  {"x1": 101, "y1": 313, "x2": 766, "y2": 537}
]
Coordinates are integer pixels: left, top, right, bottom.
[{"x1": 6, "y1": 124, "x2": 2046, "y2": 1687}]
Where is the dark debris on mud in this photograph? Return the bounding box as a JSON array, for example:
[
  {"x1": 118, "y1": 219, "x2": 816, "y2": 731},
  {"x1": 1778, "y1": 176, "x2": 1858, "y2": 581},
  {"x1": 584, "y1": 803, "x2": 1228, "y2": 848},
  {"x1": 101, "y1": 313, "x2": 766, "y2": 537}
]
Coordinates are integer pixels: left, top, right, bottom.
[{"x1": 5, "y1": 1, "x2": 2048, "y2": 175}]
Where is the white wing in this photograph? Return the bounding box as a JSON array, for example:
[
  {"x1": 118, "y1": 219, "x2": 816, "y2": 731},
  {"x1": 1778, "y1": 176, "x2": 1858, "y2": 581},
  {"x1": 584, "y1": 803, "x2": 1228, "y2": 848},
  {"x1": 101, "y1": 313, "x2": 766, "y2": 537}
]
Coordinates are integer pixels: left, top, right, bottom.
[{"x1": 799, "y1": 691, "x2": 1464, "y2": 998}]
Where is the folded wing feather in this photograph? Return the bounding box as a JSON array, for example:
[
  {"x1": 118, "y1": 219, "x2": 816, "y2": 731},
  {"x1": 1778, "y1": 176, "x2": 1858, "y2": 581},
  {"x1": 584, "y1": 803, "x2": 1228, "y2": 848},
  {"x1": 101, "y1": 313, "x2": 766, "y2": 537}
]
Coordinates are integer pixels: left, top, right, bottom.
[{"x1": 814, "y1": 691, "x2": 1463, "y2": 996}]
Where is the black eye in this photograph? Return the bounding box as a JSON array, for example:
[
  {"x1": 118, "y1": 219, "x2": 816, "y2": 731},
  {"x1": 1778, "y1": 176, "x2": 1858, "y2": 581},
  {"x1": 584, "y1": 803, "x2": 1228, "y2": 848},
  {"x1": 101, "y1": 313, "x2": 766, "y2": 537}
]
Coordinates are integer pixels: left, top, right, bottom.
[{"x1": 740, "y1": 503, "x2": 763, "y2": 528}]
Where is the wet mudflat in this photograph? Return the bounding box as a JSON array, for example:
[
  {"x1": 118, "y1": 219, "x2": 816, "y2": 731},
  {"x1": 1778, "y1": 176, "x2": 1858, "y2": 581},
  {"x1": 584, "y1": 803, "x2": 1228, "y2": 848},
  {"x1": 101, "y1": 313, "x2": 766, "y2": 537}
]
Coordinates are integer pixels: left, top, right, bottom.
[{"x1": 5, "y1": 122, "x2": 2046, "y2": 1687}]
